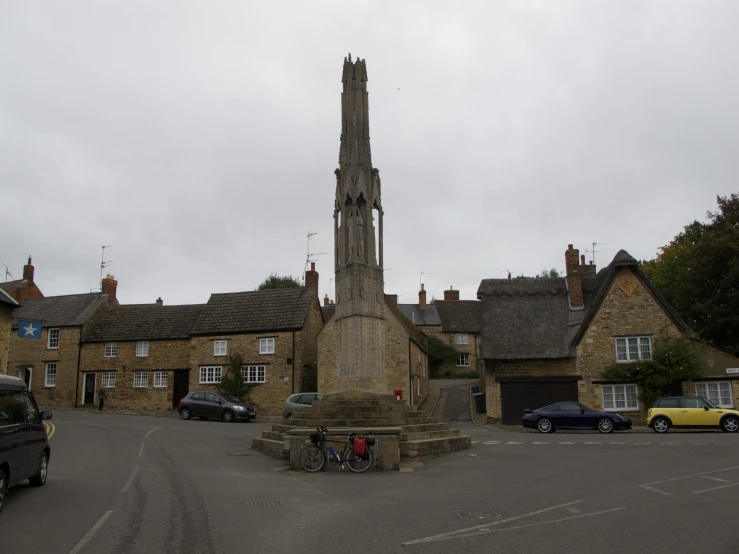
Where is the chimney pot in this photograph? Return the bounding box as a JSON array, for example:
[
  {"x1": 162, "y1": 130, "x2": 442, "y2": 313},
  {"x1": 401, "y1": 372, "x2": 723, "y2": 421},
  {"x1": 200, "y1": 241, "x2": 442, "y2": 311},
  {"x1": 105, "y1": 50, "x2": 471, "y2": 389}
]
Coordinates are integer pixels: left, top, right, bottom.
[
  {"x1": 323, "y1": 293, "x2": 329, "y2": 306},
  {"x1": 22, "y1": 256, "x2": 35, "y2": 282},
  {"x1": 581, "y1": 254, "x2": 585, "y2": 265},
  {"x1": 419, "y1": 284, "x2": 427, "y2": 307},
  {"x1": 304, "y1": 263, "x2": 319, "y2": 301},
  {"x1": 444, "y1": 287, "x2": 460, "y2": 301},
  {"x1": 311, "y1": 262, "x2": 315, "y2": 271},
  {"x1": 156, "y1": 297, "x2": 163, "y2": 306},
  {"x1": 101, "y1": 274, "x2": 119, "y2": 303}
]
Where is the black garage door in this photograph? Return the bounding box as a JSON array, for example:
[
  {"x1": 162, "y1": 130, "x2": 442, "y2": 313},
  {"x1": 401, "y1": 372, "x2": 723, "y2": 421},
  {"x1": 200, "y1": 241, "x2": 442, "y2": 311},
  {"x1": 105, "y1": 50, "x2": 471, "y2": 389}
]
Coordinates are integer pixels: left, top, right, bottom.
[{"x1": 500, "y1": 380, "x2": 579, "y2": 425}]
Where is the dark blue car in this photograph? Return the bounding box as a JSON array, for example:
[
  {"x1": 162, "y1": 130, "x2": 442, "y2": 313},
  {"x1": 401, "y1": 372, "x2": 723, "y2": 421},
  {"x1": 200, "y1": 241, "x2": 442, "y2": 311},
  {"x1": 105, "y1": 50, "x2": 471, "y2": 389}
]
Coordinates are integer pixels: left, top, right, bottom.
[{"x1": 522, "y1": 401, "x2": 632, "y2": 433}]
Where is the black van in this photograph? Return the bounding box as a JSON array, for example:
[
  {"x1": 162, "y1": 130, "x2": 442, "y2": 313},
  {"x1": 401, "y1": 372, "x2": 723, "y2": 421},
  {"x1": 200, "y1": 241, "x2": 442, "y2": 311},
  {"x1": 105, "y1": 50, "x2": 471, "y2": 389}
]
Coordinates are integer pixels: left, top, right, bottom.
[{"x1": 0, "y1": 375, "x2": 52, "y2": 514}]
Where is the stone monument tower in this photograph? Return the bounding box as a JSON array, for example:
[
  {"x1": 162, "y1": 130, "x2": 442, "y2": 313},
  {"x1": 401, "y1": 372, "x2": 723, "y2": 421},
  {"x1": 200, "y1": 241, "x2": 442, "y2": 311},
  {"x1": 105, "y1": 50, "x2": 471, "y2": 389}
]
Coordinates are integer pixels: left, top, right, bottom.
[{"x1": 332, "y1": 53, "x2": 387, "y2": 392}]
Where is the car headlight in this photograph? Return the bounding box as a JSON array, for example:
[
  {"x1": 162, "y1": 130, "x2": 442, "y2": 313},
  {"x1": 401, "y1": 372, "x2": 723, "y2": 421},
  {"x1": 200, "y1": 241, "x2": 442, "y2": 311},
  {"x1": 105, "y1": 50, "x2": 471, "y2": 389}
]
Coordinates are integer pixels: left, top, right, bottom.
[{"x1": 233, "y1": 405, "x2": 245, "y2": 411}]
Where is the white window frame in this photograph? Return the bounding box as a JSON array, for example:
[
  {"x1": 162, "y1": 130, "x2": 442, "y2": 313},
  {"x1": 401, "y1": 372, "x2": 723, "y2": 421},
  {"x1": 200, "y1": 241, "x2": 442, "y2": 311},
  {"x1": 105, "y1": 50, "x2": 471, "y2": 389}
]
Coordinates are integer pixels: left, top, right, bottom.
[
  {"x1": 615, "y1": 336, "x2": 651, "y2": 363},
  {"x1": 104, "y1": 342, "x2": 117, "y2": 358},
  {"x1": 259, "y1": 338, "x2": 275, "y2": 355},
  {"x1": 241, "y1": 365, "x2": 266, "y2": 384},
  {"x1": 133, "y1": 371, "x2": 149, "y2": 388},
  {"x1": 101, "y1": 371, "x2": 116, "y2": 388},
  {"x1": 213, "y1": 340, "x2": 227, "y2": 357},
  {"x1": 153, "y1": 371, "x2": 168, "y2": 388},
  {"x1": 696, "y1": 381, "x2": 734, "y2": 408},
  {"x1": 200, "y1": 366, "x2": 222, "y2": 384},
  {"x1": 47, "y1": 328, "x2": 60, "y2": 349},
  {"x1": 455, "y1": 333, "x2": 469, "y2": 345},
  {"x1": 136, "y1": 341, "x2": 150, "y2": 357},
  {"x1": 457, "y1": 353, "x2": 470, "y2": 367},
  {"x1": 602, "y1": 384, "x2": 639, "y2": 411},
  {"x1": 44, "y1": 363, "x2": 57, "y2": 387}
]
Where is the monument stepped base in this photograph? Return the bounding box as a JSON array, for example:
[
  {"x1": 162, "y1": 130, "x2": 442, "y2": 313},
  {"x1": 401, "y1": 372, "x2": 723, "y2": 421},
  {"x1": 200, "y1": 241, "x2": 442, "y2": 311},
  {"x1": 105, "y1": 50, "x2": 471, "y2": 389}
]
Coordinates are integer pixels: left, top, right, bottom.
[{"x1": 251, "y1": 392, "x2": 471, "y2": 467}]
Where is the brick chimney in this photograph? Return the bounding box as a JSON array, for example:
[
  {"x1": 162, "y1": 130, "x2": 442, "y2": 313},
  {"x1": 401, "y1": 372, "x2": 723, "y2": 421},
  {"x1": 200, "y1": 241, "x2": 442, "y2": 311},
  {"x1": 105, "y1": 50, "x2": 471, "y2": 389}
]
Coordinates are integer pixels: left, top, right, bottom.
[
  {"x1": 444, "y1": 286, "x2": 459, "y2": 301},
  {"x1": 304, "y1": 262, "x2": 319, "y2": 300},
  {"x1": 385, "y1": 294, "x2": 398, "y2": 308},
  {"x1": 323, "y1": 293, "x2": 329, "y2": 306},
  {"x1": 23, "y1": 256, "x2": 34, "y2": 282},
  {"x1": 101, "y1": 274, "x2": 118, "y2": 303},
  {"x1": 565, "y1": 245, "x2": 584, "y2": 309},
  {"x1": 156, "y1": 297, "x2": 163, "y2": 306},
  {"x1": 419, "y1": 284, "x2": 427, "y2": 307}
]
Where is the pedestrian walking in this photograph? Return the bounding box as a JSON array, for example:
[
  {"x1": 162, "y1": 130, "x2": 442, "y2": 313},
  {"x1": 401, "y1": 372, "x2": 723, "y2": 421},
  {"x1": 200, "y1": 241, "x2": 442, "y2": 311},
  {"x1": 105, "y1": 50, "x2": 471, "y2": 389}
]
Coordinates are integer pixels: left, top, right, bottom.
[{"x1": 98, "y1": 387, "x2": 105, "y2": 411}]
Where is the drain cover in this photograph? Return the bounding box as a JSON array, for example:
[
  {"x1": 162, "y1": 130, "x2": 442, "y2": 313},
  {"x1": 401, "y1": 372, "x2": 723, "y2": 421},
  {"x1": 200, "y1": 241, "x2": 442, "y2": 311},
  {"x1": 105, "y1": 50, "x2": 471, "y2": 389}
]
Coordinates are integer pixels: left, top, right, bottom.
[
  {"x1": 242, "y1": 500, "x2": 282, "y2": 507},
  {"x1": 455, "y1": 510, "x2": 500, "y2": 519},
  {"x1": 226, "y1": 452, "x2": 253, "y2": 457}
]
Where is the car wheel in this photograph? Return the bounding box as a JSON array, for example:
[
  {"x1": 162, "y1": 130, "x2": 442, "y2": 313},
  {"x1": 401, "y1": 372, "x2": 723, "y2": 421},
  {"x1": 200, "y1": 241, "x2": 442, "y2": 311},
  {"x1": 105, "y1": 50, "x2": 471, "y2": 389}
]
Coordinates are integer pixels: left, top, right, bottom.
[
  {"x1": 652, "y1": 417, "x2": 670, "y2": 434},
  {"x1": 180, "y1": 407, "x2": 192, "y2": 420},
  {"x1": 222, "y1": 410, "x2": 234, "y2": 423},
  {"x1": 29, "y1": 452, "x2": 49, "y2": 487},
  {"x1": 537, "y1": 418, "x2": 554, "y2": 433},
  {"x1": 721, "y1": 416, "x2": 739, "y2": 433},
  {"x1": 0, "y1": 469, "x2": 6, "y2": 514},
  {"x1": 597, "y1": 418, "x2": 614, "y2": 434}
]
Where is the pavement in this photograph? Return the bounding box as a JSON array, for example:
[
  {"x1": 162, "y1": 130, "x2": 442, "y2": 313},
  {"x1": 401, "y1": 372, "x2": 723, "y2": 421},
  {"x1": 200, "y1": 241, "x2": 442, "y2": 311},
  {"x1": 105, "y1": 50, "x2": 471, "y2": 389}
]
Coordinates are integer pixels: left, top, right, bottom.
[{"x1": 3, "y1": 386, "x2": 739, "y2": 553}]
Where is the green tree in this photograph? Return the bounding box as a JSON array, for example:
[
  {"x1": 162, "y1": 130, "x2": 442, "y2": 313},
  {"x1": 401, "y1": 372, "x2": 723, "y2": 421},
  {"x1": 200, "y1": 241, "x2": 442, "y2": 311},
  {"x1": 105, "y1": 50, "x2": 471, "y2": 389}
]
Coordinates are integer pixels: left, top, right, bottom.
[
  {"x1": 537, "y1": 268, "x2": 561, "y2": 278},
  {"x1": 642, "y1": 194, "x2": 739, "y2": 351},
  {"x1": 602, "y1": 335, "x2": 702, "y2": 409},
  {"x1": 218, "y1": 352, "x2": 254, "y2": 402},
  {"x1": 258, "y1": 273, "x2": 302, "y2": 290},
  {"x1": 427, "y1": 336, "x2": 459, "y2": 377}
]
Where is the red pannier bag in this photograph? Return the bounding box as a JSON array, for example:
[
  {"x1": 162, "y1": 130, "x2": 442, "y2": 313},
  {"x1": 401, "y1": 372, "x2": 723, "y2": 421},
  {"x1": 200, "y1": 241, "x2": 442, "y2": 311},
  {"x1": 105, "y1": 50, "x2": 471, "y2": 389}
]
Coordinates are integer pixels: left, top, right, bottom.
[{"x1": 353, "y1": 438, "x2": 366, "y2": 456}]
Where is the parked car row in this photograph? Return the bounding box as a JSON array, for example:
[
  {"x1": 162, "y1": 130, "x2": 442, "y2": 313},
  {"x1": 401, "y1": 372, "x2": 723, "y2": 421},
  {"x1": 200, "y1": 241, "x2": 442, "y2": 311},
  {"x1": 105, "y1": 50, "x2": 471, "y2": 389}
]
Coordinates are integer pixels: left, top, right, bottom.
[
  {"x1": 522, "y1": 396, "x2": 739, "y2": 433},
  {"x1": 176, "y1": 391, "x2": 326, "y2": 423}
]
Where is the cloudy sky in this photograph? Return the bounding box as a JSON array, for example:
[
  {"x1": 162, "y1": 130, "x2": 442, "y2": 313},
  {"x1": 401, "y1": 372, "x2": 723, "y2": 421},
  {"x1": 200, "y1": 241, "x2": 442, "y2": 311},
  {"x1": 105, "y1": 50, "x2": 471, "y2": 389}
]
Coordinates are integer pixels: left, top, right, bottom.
[{"x1": 1, "y1": 1, "x2": 736, "y2": 307}]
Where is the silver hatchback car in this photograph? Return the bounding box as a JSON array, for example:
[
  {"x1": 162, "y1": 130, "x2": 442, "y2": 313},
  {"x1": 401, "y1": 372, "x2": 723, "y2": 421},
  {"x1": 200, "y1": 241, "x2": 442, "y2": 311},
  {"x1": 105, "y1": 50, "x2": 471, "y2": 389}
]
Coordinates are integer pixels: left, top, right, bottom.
[{"x1": 283, "y1": 393, "x2": 324, "y2": 419}]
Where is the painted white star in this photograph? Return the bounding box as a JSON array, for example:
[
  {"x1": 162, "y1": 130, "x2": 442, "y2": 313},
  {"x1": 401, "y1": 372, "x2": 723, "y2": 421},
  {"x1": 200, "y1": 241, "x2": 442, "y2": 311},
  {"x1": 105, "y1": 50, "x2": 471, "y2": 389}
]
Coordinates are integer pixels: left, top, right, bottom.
[{"x1": 23, "y1": 323, "x2": 38, "y2": 336}]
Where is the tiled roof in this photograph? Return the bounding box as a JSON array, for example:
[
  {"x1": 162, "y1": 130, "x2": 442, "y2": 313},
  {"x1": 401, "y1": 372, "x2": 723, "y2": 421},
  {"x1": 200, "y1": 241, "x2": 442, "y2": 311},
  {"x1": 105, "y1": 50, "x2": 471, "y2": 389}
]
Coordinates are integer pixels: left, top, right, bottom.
[
  {"x1": 0, "y1": 280, "x2": 25, "y2": 295},
  {"x1": 0, "y1": 287, "x2": 19, "y2": 307},
  {"x1": 321, "y1": 304, "x2": 337, "y2": 322},
  {"x1": 83, "y1": 303, "x2": 205, "y2": 342},
  {"x1": 433, "y1": 300, "x2": 482, "y2": 333},
  {"x1": 190, "y1": 288, "x2": 315, "y2": 335},
  {"x1": 397, "y1": 304, "x2": 442, "y2": 326},
  {"x1": 11, "y1": 293, "x2": 108, "y2": 328},
  {"x1": 386, "y1": 301, "x2": 428, "y2": 352}
]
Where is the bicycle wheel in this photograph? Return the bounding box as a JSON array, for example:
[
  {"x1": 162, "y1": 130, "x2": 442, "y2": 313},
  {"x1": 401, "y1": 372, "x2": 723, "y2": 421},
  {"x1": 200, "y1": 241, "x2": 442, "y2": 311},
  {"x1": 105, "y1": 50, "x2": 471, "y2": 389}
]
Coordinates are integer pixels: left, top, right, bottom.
[
  {"x1": 346, "y1": 449, "x2": 373, "y2": 473},
  {"x1": 299, "y1": 444, "x2": 327, "y2": 472}
]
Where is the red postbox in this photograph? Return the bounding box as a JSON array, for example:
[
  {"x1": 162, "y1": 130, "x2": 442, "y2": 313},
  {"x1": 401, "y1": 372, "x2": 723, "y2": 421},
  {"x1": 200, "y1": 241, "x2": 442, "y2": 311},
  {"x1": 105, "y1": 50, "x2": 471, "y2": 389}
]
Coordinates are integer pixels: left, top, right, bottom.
[{"x1": 394, "y1": 390, "x2": 403, "y2": 401}]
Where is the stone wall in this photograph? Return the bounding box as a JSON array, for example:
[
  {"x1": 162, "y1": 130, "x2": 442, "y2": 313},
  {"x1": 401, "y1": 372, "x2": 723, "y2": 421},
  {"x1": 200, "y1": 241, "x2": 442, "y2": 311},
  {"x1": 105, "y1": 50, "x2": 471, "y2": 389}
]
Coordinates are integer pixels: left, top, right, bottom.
[
  {"x1": 79, "y1": 339, "x2": 191, "y2": 411},
  {"x1": 0, "y1": 305, "x2": 12, "y2": 375},
  {"x1": 409, "y1": 339, "x2": 429, "y2": 405},
  {"x1": 189, "y1": 332, "x2": 296, "y2": 413},
  {"x1": 294, "y1": 298, "x2": 323, "y2": 393},
  {"x1": 9, "y1": 326, "x2": 82, "y2": 409},
  {"x1": 576, "y1": 266, "x2": 683, "y2": 414},
  {"x1": 384, "y1": 312, "x2": 411, "y2": 401},
  {"x1": 317, "y1": 316, "x2": 338, "y2": 393}
]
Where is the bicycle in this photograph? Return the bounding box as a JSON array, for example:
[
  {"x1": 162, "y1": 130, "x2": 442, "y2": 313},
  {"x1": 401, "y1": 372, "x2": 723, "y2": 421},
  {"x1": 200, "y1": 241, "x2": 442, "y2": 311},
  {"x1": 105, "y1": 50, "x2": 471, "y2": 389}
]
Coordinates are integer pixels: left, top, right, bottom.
[{"x1": 299, "y1": 426, "x2": 375, "y2": 473}]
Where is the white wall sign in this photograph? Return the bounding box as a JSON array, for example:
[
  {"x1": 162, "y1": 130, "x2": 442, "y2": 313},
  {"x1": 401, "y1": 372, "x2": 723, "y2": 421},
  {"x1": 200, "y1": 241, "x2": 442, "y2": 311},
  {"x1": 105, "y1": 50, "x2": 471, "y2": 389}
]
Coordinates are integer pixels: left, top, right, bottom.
[{"x1": 726, "y1": 368, "x2": 739, "y2": 374}]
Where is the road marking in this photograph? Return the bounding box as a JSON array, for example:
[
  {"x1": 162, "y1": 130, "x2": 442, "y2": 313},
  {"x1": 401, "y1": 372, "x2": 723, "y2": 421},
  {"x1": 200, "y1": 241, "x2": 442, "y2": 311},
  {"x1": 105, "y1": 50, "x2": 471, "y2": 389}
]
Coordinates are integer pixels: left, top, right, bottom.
[
  {"x1": 641, "y1": 486, "x2": 673, "y2": 496},
  {"x1": 634, "y1": 442, "x2": 652, "y2": 445},
  {"x1": 43, "y1": 422, "x2": 56, "y2": 439},
  {"x1": 701, "y1": 476, "x2": 731, "y2": 483},
  {"x1": 144, "y1": 427, "x2": 161, "y2": 439},
  {"x1": 693, "y1": 482, "x2": 739, "y2": 495},
  {"x1": 660, "y1": 442, "x2": 678, "y2": 445},
  {"x1": 564, "y1": 506, "x2": 581, "y2": 514},
  {"x1": 139, "y1": 443, "x2": 145, "y2": 458},
  {"x1": 558, "y1": 442, "x2": 574, "y2": 444},
  {"x1": 532, "y1": 442, "x2": 550, "y2": 445},
  {"x1": 471, "y1": 441, "x2": 479, "y2": 444},
  {"x1": 68, "y1": 510, "x2": 113, "y2": 554},
  {"x1": 584, "y1": 442, "x2": 602, "y2": 445},
  {"x1": 122, "y1": 466, "x2": 140, "y2": 492},
  {"x1": 504, "y1": 441, "x2": 524, "y2": 445},
  {"x1": 448, "y1": 508, "x2": 626, "y2": 542},
  {"x1": 482, "y1": 441, "x2": 501, "y2": 445},
  {"x1": 402, "y1": 500, "x2": 584, "y2": 545},
  {"x1": 610, "y1": 442, "x2": 625, "y2": 445},
  {"x1": 640, "y1": 465, "x2": 739, "y2": 487}
]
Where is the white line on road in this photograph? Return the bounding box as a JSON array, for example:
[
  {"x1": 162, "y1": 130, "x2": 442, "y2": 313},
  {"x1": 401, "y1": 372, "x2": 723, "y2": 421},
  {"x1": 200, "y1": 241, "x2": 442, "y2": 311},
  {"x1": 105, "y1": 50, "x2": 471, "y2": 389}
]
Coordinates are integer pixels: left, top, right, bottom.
[
  {"x1": 693, "y1": 482, "x2": 739, "y2": 495},
  {"x1": 122, "y1": 465, "x2": 140, "y2": 492},
  {"x1": 641, "y1": 486, "x2": 673, "y2": 496},
  {"x1": 610, "y1": 442, "x2": 625, "y2": 445},
  {"x1": 558, "y1": 442, "x2": 575, "y2": 445},
  {"x1": 532, "y1": 442, "x2": 550, "y2": 445},
  {"x1": 402, "y1": 500, "x2": 584, "y2": 545},
  {"x1": 634, "y1": 442, "x2": 652, "y2": 445},
  {"x1": 700, "y1": 475, "x2": 731, "y2": 483},
  {"x1": 640, "y1": 465, "x2": 739, "y2": 487},
  {"x1": 138, "y1": 443, "x2": 145, "y2": 458},
  {"x1": 449, "y1": 508, "x2": 626, "y2": 542},
  {"x1": 584, "y1": 442, "x2": 602, "y2": 445},
  {"x1": 482, "y1": 441, "x2": 501, "y2": 445},
  {"x1": 564, "y1": 506, "x2": 581, "y2": 514},
  {"x1": 504, "y1": 441, "x2": 524, "y2": 445},
  {"x1": 68, "y1": 510, "x2": 113, "y2": 554},
  {"x1": 144, "y1": 427, "x2": 161, "y2": 439}
]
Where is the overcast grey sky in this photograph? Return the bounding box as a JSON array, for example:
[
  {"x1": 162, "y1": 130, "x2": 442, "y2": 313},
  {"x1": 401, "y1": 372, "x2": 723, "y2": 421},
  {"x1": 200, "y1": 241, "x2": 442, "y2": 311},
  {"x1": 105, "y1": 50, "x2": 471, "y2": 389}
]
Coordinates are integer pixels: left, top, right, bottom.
[{"x1": 1, "y1": 1, "x2": 736, "y2": 306}]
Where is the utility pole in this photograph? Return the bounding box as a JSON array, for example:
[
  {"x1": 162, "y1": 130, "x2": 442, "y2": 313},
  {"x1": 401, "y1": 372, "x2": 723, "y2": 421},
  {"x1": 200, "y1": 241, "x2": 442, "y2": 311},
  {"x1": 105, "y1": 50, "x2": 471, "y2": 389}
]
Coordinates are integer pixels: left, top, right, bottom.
[{"x1": 100, "y1": 245, "x2": 112, "y2": 290}]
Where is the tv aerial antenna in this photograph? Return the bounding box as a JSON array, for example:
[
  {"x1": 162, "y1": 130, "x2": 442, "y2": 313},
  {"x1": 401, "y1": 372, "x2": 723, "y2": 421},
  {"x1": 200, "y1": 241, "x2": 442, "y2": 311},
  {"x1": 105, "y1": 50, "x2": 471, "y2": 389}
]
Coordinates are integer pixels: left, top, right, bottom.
[
  {"x1": 1, "y1": 262, "x2": 13, "y2": 282},
  {"x1": 420, "y1": 272, "x2": 430, "y2": 290},
  {"x1": 100, "y1": 245, "x2": 113, "y2": 290},
  {"x1": 302, "y1": 231, "x2": 327, "y2": 282},
  {"x1": 585, "y1": 241, "x2": 605, "y2": 265}
]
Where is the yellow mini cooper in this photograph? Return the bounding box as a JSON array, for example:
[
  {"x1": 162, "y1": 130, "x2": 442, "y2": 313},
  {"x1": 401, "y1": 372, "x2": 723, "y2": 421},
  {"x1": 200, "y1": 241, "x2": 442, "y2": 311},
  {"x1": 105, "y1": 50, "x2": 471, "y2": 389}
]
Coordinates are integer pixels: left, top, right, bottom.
[{"x1": 647, "y1": 396, "x2": 739, "y2": 433}]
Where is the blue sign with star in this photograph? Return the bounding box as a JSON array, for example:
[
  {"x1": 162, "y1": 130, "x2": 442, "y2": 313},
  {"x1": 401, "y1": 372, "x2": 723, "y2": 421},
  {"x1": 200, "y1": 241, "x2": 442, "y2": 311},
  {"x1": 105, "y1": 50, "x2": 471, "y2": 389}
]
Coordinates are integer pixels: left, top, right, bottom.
[{"x1": 18, "y1": 320, "x2": 42, "y2": 339}]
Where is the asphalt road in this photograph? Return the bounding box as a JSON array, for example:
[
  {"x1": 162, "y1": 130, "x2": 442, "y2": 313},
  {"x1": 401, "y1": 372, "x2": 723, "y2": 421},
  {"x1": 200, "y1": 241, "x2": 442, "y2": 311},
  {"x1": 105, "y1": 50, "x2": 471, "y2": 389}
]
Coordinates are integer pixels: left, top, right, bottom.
[{"x1": 3, "y1": 397, "x2": 739, "y2": 553}]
